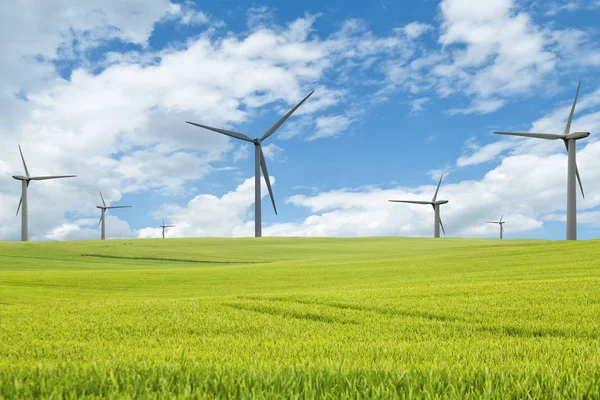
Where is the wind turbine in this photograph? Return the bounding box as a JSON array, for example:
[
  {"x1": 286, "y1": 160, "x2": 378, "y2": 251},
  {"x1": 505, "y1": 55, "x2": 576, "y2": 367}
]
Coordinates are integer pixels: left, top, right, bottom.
[
  {"x1": 160, "y1": 218, "x2": 175, "y2": 239},
  {"x1": 185, "y1": 90, "x2": 314, "y2": 237},
  {"x1": 97, "y1": 191, "x2": 131, "y2": 240},
  {"x1": 486, "y1": 214, "x2": 505, "y2": 239},
  {"x1": 12, "y1": 145, "x2": 76, "y2": 242},
  {"x1": 494, "y1": 81, "x2": 590, "y2": 240},
  {"x1": 389, "y1": 174, "x2": 448, "y2": 238}
]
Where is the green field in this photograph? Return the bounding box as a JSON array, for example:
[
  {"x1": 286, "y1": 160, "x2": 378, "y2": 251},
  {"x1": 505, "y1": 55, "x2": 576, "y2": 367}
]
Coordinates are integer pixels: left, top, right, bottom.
[{"x1": 1, "y1": 237, "x2": 600, "y2": 398}]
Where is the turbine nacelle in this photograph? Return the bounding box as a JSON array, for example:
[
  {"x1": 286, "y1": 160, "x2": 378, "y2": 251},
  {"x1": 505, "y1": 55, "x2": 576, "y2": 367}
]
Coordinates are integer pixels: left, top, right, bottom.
[
  {"x1": 433, "y1": 200, "x2": 449, "y2": 205},
  {"x1": 12, "y1": 175, "x2": 28, "y2": 181}
]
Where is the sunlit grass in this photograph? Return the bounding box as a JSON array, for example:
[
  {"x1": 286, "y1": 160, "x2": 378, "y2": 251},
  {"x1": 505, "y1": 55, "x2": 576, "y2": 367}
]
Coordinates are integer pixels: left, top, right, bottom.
[{"x1": 1, "y1": 237, "x2": 599, "y2": 398}]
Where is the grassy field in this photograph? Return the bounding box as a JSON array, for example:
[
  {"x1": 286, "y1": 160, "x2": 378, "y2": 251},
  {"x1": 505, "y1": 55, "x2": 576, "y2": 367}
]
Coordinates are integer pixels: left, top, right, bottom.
[{"x1": 1, "y1": 237, "x2": 600, "y2": 398}]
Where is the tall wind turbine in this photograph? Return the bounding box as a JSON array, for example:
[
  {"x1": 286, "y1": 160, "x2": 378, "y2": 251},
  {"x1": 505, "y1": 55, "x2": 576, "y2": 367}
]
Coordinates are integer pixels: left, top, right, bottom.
[
  {"x1": 494, "y1": 81, "x2": 590, "y2": 240},
  {"x1": 12, "y1": 145, "x2": 76, "y2": 242},
  {"x1": 185, "y1": 90, "x2": 314, "y2": 237},
  {"x1": 486, "y1": 214, "x2": 505, "y2": 239},
  {"x1": 97, "y1": 191, "x2": 131, "y2": 240},
  {"x1": 389, "y1": 174, "x2": 448, "y2": 238},
  {"x1": 160, "y1": 218, "x2": 175, "y2": 239}
]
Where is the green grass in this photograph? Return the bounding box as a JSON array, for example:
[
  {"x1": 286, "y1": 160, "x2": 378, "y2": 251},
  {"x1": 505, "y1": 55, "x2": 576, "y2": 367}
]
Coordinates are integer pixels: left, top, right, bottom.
[{"x1": 1, "y1": 237, "x2": 600, "y2": 399}]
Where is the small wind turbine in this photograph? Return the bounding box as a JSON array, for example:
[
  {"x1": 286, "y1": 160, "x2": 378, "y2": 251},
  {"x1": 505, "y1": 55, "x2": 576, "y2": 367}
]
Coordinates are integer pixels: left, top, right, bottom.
[
  {"x1": 12, "y1": 145, "x2": 76, "y2": 242},
  {"x1": 486, "y1": 214, "x2": 505, "y2": 239},
  {"x1": 185, "y1": 90, "x2": 314, "y2": 237},
  {"x1": 97, "y1": 191, "x2": 131, "y2": 240},
  {"x1": 389, "y1": 174, "x2": 448, "y2": 238},
  {"x1": 494, "y1": 81, "x2": 590, "y2": 240},
  {"x1": 160, "y1": 218, "x2": 175, "y2": 239}
]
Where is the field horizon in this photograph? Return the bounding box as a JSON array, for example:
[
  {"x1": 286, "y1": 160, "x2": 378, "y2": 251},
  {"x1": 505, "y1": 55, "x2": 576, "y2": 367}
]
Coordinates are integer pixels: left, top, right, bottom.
[{"x1": 1, "y1": 237, "x2": 599, "y2": 398}]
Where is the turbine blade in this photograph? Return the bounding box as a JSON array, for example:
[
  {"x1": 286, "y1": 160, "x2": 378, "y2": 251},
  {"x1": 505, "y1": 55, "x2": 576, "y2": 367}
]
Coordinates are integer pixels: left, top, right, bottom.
[
  {"x1": 106, "y1": 206, "x2": 132, "y2": 209},
  {"x1": 98, "y1": 214, "x2": 103, "y2": 226},
  {"x1": 575, "y1": 165, "x2": 585, "y2": 199},
  {"x1": 500, "y1": 214, "x2": 503, "y2": 223},
  {"x1": 388, "y1": 200, "x2": 432, "y2": 205},
  {"x1": 564, "y1": 81, "x2": 581, "y2": 135},
  {"x1": 259, "y1": 146, "x2": 277, "y2": 215},
  {"x1": 100, "y1": 191, "x2": 107, "y2": 207},
  {"x1": 15, "y1": 180, "x2": 30, "y2": 216},
  {"x1": 30, "y1": 175, "x2": 76, "y2": 180},
  {"x1": 260, "y1": 90, "x2": 314, "y2": 142},
  {"x1": 18, "y1": 145, "x2": 30, "y2": 178},
  {"x1": 486, "y1": 221, "x2": 499, "y2": 224},
  {"x1": 494, "y1": 132, "x2": 564, "y2": 140},
  {"x1": 162, "y1": 218, "x2": 165, "y2": 226},
  {"x1": 432, "y1": 174, "x2": 443, "y2": 202},
  {"x1": 185, "y1": 121, "x2": 253, "y2": 142},
  {"x1": 439, "y1": 217, "x2": 446, "y2": 236},
  {"x1": 166, "y1": 225, "x2": 176, "y2": 227},
  {"x1": 16, "y1": 196, "x2": 22, "y2": 216},
  {"x1": 564, "y1": 140, "x2": 585, "y2": 198}
]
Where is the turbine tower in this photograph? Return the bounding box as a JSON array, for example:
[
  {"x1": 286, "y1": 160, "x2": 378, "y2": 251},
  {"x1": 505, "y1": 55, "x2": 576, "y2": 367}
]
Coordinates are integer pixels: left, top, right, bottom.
[
  {"x1": 97, "y1": 191, "x2": 131, "y2": 240},
  {"x1": 160, "y1": 218, "x2": 175, "y2": 239},
  {"x1": 494, "y1": 81, "x2": 590, "y2": 240},
  {"x1": 185, "y1": 90, "x2": 314, "y2": 237},
  {"x1": 486, "y1": 214, "x2": 505, "y2": 239},
  {"x1": 12, "y1": 145, "x2": 76, "y2": 242},
  {"x1": 389, "y1": 174, "x2": 448, "y2": 238}
]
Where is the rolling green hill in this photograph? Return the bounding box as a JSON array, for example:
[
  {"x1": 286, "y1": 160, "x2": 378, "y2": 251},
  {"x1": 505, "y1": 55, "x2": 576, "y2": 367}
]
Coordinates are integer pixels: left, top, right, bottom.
[{"x1": 1, "y1": 238, "x2": 599, "y2": 398}]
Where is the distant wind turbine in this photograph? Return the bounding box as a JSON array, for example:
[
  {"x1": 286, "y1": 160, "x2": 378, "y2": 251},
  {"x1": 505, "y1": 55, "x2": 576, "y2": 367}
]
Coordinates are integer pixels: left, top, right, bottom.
[
  {"x1": 160, "y1": 218, "x2": 175, "y2": 239},
  {"x1": 12, "y1": 145, "x2": 76, "y2": 242},
  {"x1": 185, "y1": 90, "x2": 314, "y2": 237},
  {"x1": 389, "y1": 174, "x2": 448, "y2": 238},
  {"x1": 494, "y1": 81, "x2": 590, "y2": 240},
  {"x1": 486, "y1": 214, "x2": 505, "y2": 239},
  {"x1": 97, "y1": 191, "x2": 131, "y2": 240}
]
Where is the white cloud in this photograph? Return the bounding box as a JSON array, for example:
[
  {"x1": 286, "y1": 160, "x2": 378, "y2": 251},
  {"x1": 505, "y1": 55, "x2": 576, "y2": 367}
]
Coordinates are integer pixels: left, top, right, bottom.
[
  {"x1": 400, "y1": 22, "x2": 433, "y2": 39},
  {"x1": 138, "y1": 176, "x2": 275, "y2": 238},
  {"x1": 310, "y1": 115, "x2": 351, "y2": 140}
]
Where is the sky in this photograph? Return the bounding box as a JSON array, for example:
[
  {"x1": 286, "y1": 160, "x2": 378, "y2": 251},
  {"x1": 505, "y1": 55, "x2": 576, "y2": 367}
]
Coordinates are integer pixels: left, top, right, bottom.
[{"x1": 1, "y1": 0, "x2": 600, "y2": 241}]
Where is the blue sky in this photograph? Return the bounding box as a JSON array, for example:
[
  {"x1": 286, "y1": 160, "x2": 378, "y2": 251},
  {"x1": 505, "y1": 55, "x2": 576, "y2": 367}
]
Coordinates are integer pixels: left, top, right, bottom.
[{"x1": 1, "y1": 0, "x2": 600, "y2": 241}]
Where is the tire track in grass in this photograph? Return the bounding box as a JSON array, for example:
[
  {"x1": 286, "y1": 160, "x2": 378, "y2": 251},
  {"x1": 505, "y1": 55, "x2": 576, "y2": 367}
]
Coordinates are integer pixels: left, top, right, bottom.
[{"x1": 223, "y1": 302, "x2": 357, "y2": 325}]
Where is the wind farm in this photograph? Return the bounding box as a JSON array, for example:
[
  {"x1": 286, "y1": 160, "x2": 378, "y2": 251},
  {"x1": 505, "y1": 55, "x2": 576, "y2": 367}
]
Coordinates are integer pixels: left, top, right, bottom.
[{"x1": 2, "y1": 1, "x2": 600, "y2": 397}]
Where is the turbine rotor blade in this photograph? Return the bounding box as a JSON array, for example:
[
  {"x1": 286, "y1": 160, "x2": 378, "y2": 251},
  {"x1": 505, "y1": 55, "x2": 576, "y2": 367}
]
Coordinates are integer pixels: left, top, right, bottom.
[
  {"x1": 388, "y1": 200, "x2": 432, "y2": 205},
  {"x1": 500, "y1": 214, "x2": 503, "y2": 223},
  {"x1": 439, "y1": 217, "x2": 446, "y2": 236},
  {"x1": 15, "y1": 180, "x2": 30, "y2": 216},
  {"x1": 16, "y1": 196, "x2": 23, "y2": 216},
  {"x1": 494, "y1": 132, "x2": 564, "y2": 140},
  {"x1": 18, "y1": 145, "x2": 30, "y2": 178},
  {"x1": 162, "y1": 218, "x2": 165, "y2": 226},
  {"x1": 486, "y1": 221, "x2": 499, "y2": 224},
  {"x1": 260, "y1": 90, "x2": 314, "y2": 142},
  {"x1": 575, "y1": 166, "x2": 585, "y2": 198},
  {"x1": 106, "y1": 206, "x2": 132, "y2": 209},
  {"x1": 564, "y1": 81, "x2": 581, "y2": 135},
  {"x1": 185, "y1": 121, "x2": 253, "y2": 143},
  {"x1": 100, "y1": 191, "x2": 107, "y2": 207},
  {"x1": 30, "y1": 175, "x2": 76, "y2": 180},
  {"x1": 259, "y1": 146, "x2": 277, "y2": 215},
  {"x1": 166, "y1": 225, "x2": 176, "y2": 227},
  {"x1": 564, "y1": 140, "x2": 585, "y2": 198},
  {"x1": 432, "y1": 174, "x2": 443, "y2": 202}
]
